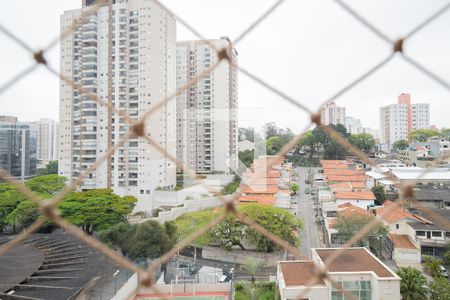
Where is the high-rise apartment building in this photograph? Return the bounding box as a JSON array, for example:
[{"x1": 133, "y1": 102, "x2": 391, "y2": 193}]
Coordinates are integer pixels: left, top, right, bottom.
[
  {"x1": 60, "y1": 0, "x2": 176, "y2": 199},
  {"x1": 320, "y1": 101, "x2": 345, "y2": 126},
  {"x1": 176, "y1": 38, "x2": 238, "y2": 174},
  {"x1": 345, "y1": 116, "x2": 362, "y2": 134},
  {"x1": 0, "y1": 116, "x2": 37, "y2": 181},
  {"x1": 380, "y1": 94, "x2": 430, "y2": 148},
  {"x1": 30, "y1": 118, "x2": 59, "y2": 166}
]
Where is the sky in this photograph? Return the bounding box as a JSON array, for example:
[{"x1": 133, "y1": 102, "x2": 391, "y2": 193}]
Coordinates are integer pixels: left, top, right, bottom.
[{"x1": 0, "y1": 0, "x2": 449, "y2": 134}]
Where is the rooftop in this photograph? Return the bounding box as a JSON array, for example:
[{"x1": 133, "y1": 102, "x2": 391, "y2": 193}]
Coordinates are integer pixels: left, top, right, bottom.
[
  {"x1": 414, "y1": 185, "x2": 450, "y2": 202},
  {"x1": 327, "y1": 175, "x2": 367, "y2": 182},
  {"x1": 375, "y1": 200, "x2": 430, "y2": 224},
  {"x1": 320, "y1": 160, "x2": 348, "y2": 169},
  {"x1": 238, "y1": 195, "x2": 275, "y2": 205},
  {"x1": 409, "y1": 206, "x2": 450, "y2": 231},
  {"x1": 391, "y1": 167, "x2": 450, "y2": 180},
  {"x1": 338, "y1": 202, "x2": 371, "y2": 217},
  {"x1": 329, "y1": 181, "x2": 366, "y2": 190},
  {"x1": 335, "y1": 191, "x2": 375, "y2": 200},
  {"x1": 388, "y1": 234, "x2": 418, "y2": 249},
  {"x1": 324, "y1": 169, "x2": 364, "y2": 176},
  {"x1": 315, "y1": 248, "x2": 396, "y2": 278},
  {"x1": 279, "y1": 261, "x2": 325, "y2": 286}
]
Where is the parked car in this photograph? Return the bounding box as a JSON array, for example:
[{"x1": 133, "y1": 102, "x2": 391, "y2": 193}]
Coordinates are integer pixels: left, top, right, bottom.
[
  {"x1": 305, "y1": 179, "x2": 310, "y2": 184},
  {"x1": 305, "y1": 188, "x2": 310, "y2": 194},
  {"x1": 440, "y1": 265, "x2": 449, "y2": 278}
]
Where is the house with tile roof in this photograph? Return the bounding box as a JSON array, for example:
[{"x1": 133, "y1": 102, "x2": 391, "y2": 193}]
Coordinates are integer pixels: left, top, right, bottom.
[
  {"x1": 334, "y1": 191, "x2": 375, "y2": 209},
  {"x1": 277, "y1": 248, "x2": 401, "y2": 300}
]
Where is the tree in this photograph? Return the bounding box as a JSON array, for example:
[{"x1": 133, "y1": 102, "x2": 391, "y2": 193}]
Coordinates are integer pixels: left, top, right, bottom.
[
  {"x1": 397, "y1": 267, "x2": 428, "y2": 300},
  {"x1": 429, "y1": 277, "x2": 450, "y2": 300},
  {"x1": 393, "y1": 139, "x2": 409, "y2": 151},
  {"x1": 349, "y1": 133, "x2": 376, "y2": 153},
  {"x1": 238, "y1": 282, "x2": 262, "y2": 300},
  {"x1": 0, "y1": 184, "x2": 27, "y2": 231},
  {"x1": 36, "y1": 160, "x2": 58, "y2": 176},
  {"x1": 291, "y1": 183, "x2": 299, "y2": 194},
  {"x1": 5, "y1": 200, "x2": 39, "y2": 230},
  {"x1": 221, "y1": 175, "x2": 241, "y2": 195},
  {"x1": 295, "y1": 130, "x2": 318, "y2": 158},
  {"x1": 264, "y1": 122, "x2": 281, "y2": 139},
  {"x1": 238, "y1": 127, "x2": 255, "y2": 142},
  {"x1": 444, "y1": 251, "x2": 450, "y2": 265},
  {"x1": 239, "y1": 150, "x2": 255, "y2": 168},
  {"x1": 371, "y1": 185, "x2": 386, "y2": 205},
  {"x1": 25, "y1": 174, "x2": 66, "y2": 197},
  {"x1": 58, "y1": 189, "x2": 136, "y2": 234},
  {"x1": 334, "y1": 214, "x2": 388, "y2": 247},
  {"x1": 266, "y1": 136, "x2": 282, "y2": 155},
  {"x1": 440, "y1": 128, "x2": 450, "y2": 141},
  {"x1": 410, "y1": 129, "x2": 439, "y2": 142},
  {"x1": 240, "y1": 204, "x2": 302, "y2": 252},
  {"x1": 424, "y1": 256, "x2": 443, "y2": 278},
  {"x1": 209, "y1": 214, "x2": 247, "y2": 250},
  {"x1": 99, "y1": 220, "x2": 173, "y2": 259},
  {"x1": 242, "y1": 257, "x2": 265, "y2": 283}
]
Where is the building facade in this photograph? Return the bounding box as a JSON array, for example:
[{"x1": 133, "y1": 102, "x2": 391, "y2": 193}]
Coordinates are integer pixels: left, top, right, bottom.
[
  {"x1": 345, "y1": 116, "x2": 362, "y2": 134},
  {"x1": 60, "y1": 0, "x2": 176, "y2": 199},
  {"x1": 380, "y1": 94, "x2": 430, "y2": 148},
  {"x1": 31, "y1": 118, "x2": 59, "y2": 167},
  {"x1": 176, "y1": 38, "x2": 238, "y2": 174},
  {"x1": 321, "y1": 101, "x2": 345, "y2": 126},
  {"x1": 0, "y1": 116, "x2": 37, "y2": 181}
]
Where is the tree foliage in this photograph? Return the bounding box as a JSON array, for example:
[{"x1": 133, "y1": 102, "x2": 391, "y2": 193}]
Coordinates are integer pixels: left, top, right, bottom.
[
  {"x1": 423, "y1": 255, "x2": 443, "y2": 278},
  {"x1": 291, "y1": 183, "x2": 299, "y2": 194},
  {"x1": 334, "y1": 213, "x2": 388, "y2": 247},
  {"x1": 429, "y1": 277, "x2": 450, "y2": 300},
  {"x1": 263, "y1": 123, "x2": 294, "y2": 155},
  {"x1": 397, "y1": 267, "x2": 428, "y2": 300},
  {"x1": 410, "y1": 129, "x2": 439, "y2": 142},
  {"x1": 25, "y1": 174, "x2": 67, "y2": 197},
  {"x1": 348, "y1": 133, "x2": 376, "y2": 153},
  {"x1": 58, "y1": 189, "x2": 136, "y2": 234},
  {"x1": 242, "y1": 257, "x2": 266, "y2": 283},
  {"x1": 221, "y1": 175, "x2": 241, "y2": 195},
  {"x1": 239, "y1": 150, "x2": 255, "y2": 168},
  {"x1": 238, "y1": 127, "x2": 256, "y2": 142},
  {"x1": 36, "y1": 160, "x2": 58, "y2": 176},
  {"x1": 99, "y1": 220, "x2": 174, "y2": 259},
  {"x1": 393, "y1": 139, "x2": 409, "y2": 151},
  {"x1": 371, "y1": 185, "x2": 386, "y2": 205},
  {"x1": 174, "y1": 205, "x2": 302, "y2": 252}
]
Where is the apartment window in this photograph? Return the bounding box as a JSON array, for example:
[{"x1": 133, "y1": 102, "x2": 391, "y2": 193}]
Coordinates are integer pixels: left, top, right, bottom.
[
  {"x1": 432, "y1": 231, "x2": 442, "y2": 238},
  {"x1": 332, "y1": 281, "x2": 371, "y2": 300},
  {"x1": 396, "y1": 224, "x2": 399, "y2": 229},
  {"x1": 416, "y1": 231, "x2": 426, "y2": 237}
]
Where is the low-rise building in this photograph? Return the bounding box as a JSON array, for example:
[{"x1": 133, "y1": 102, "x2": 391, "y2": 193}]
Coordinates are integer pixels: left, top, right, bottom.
[
  {"x1": 334, "y1": 191, "x2": 375, "y2": 209},
  {"x1": 277, "y1": 248, "x2": 401, "y2": 300}
]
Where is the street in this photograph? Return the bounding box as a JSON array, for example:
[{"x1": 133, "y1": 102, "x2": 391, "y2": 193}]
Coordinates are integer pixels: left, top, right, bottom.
[{"x1": 294, "y1": 167, "x2": 323, "y2": 258}]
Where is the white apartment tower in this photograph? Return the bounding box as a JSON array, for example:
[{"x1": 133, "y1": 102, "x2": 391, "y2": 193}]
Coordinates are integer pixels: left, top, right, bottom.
[
  {"x1": 176, "y1": 38, "x2": 238, "y2": 174},
  {"x1": 380, "y1": 94, "x2": 430, "y2": 147},
  {"x1": 35, "y1": 119, "x2": 59, "y2": 165},
  {"x1": 320, "y1": 101, "x2": 345, "y2": 126},
  {"x1": 59, "y1": 0, "x2": 176, "y2": 199}
]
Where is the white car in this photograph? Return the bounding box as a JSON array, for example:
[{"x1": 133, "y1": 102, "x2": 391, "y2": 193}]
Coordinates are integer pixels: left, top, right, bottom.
[{"x1": 440, "y1": 265, "x2": 449, "y2": 278}]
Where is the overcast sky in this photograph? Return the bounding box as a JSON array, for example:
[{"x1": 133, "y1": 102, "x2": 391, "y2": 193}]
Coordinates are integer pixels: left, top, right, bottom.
[{"x1": 1, "y1": 0, "x2": 449, "y2": 134}]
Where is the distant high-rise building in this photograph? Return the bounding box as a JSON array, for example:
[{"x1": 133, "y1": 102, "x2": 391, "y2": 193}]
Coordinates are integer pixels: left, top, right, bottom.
[
  {"x1": 380, "y1": 93, "x2": 430, "y2": 148},
  {"x1": 0, "y1": 116, "x2": 37, "y2": 181},
  {"x1": 29, "y1": 118, "x2": 59, "y2": 167},
  {"x1": 345, "y1": 116, "x2": 362, "y2": 134},
  {"x1": 60, "y1": 0, "x2": 176, "y2": 199},
  {"x1": 320, "y1": 101, "x2": 345, "y2": 126},
  {"x1": 176, "y1": 38, "x2": 238, "y2": 174}
]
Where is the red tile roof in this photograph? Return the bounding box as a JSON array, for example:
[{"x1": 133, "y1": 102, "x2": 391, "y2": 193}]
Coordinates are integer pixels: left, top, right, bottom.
[
  {"x1": 329, "y1": 182, "x2": 366, "y2": 190},
  {"x1": 320, "y1": 160, "x2": 348, "y2": 169},
  {"x1": 238, "y1": 196, "x2": 275, "y2": 205},
  {"x1": 375, "y1": 200, "x2": 431, "y2": 224},
  {"x1": 327, "y1": 175, "x2": 367, "y2": 182},
  {"x1": 244, "y1": 178, "x2": 279, "y2": 186},
  {"x1": 324, "y1": 169, "x2": 365, "y2": 176},
  {"x1": 335, "y1": 191, "x2": 375, "y2": 200},
  {"x1": 241, "y1": 185, "x2": 278, "y2": 194},
  {"x1": 388, "y1": 234, "x2": 418, "y2": 249},
  {"x1": 338, "y1": 202, "x2": 371, "y2": 217}
]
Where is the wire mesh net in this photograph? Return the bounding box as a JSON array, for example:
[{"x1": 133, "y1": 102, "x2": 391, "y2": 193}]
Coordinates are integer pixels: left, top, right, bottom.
[{"x1": 1, "y1": 0, "x2": 450, "y2": 299}]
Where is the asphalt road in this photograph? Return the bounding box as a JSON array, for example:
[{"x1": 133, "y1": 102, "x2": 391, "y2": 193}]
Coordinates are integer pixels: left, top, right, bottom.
[{"x1": 294, "y1": 167, "x2": 322, "y2": 258}]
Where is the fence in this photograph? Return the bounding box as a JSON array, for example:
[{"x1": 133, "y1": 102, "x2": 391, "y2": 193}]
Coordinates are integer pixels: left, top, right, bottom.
[{"x1": 1, "y1": 0, "x2": 450, "y2": 299}]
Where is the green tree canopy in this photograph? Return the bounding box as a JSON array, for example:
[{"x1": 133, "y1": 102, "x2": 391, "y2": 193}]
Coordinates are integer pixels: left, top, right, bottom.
[
  {"x1": 348, "y1": 133, "x2": 376, "y2": 153},
  {"x1": 99, "y1": 220, "x2": 173, "y2": 259},
  {"x1": 175, "y1": 204, "x2": 302, "y2": 253},
  {"x1": 58, "y1": 189, "x2": 136, "y2": 234},
  {"x1": 371, "y1": 185, "x2": 386, "y2": 205},
  {"x1": 429, "y1": 277, "x2": 450, "y2": 300},
  {"x1": 291, "y1": 183, "x2": 299, "y2": 194},
  {"x1": 423, "y1": 255, "x2": 443, "y2": 278},
  {"x1": 397, "y1": 267, "x2": 428, "y2": 300},
  {"x1": 440, "y1": 128, "x2": 450, "y2": 140},
  {"x1": 36, "y1": 160, "x2": 58, "y2": 176},
  {"x1": 25, "y1": 174, "x2": 67, "y2": 197},
  {"x1": 334, "y1": 213, "x2": 388, "y2": 247},
  {"x1": 393, "y1": 139, "x2": 409, "y2": 151},
  {"x1": 410, "y1": 129, "x2": 440, "y2": 142}
]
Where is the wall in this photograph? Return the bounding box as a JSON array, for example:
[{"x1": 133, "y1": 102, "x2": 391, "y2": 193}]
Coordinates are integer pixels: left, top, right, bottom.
[
  {"x1": 133, "y1": 196, "x2": 232, "y2": 224},
  {"x1": 202, "y1": 246, "x2": 285, "y2": 266},
  {"x1": 393, "y1": 247, "x2": 421, "y2": 264}
]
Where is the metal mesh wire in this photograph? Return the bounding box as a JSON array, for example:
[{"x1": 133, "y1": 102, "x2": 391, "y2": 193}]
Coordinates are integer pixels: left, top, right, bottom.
[{"x1": 1, "y1": 0, "x2": 450, "y2": 299}]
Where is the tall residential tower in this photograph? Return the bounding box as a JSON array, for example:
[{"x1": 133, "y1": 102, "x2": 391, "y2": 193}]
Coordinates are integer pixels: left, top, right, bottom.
[
  {"x1": 380, "y1": 93, "x2": 430, "y2": 148},
  {"x1": 320, "y1": 101, "x2": 346, "y2": 126},
  {"x1": 59, "y1": 0, "x2": 176, "y2": 199},
  {"x1": 176, "y1": 38, "x2": 238, "y2": 174}
]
